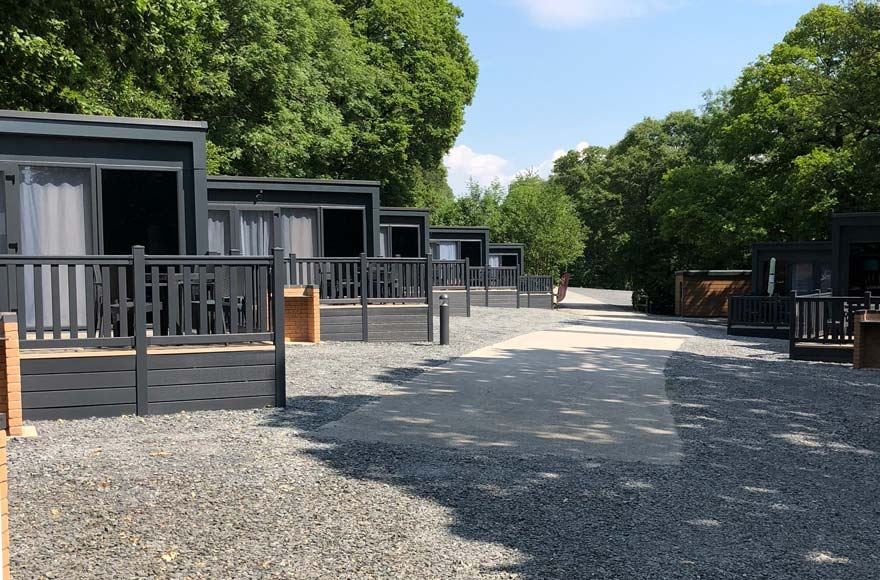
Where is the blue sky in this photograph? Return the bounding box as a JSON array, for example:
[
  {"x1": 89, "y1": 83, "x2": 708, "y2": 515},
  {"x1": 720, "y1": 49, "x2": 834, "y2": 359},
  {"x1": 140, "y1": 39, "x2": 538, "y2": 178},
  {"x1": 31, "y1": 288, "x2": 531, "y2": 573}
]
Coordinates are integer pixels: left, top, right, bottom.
[{"x1": 444, "y1": 0, "x2": 825, "y2": 195}]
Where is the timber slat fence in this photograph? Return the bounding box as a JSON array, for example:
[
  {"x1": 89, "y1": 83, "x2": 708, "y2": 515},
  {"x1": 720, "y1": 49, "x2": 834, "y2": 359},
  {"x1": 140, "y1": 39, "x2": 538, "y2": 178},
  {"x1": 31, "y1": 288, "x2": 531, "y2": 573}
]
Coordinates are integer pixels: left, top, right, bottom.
[
  {"x1": 787, "y1": 291, "x2": 879, "y2": 362},
  {"x1": 286, "y1": 254, "x2": 434, "y2": 342},
  {"x1": 0, "y1": 246, "x2": 287, "y2": 417},
  {"x1": 285, "y1": 254, "x2": 432, "y2": 306},
  {"x1": 727, "y1": 295, "x2": 792, "y2": 337}
]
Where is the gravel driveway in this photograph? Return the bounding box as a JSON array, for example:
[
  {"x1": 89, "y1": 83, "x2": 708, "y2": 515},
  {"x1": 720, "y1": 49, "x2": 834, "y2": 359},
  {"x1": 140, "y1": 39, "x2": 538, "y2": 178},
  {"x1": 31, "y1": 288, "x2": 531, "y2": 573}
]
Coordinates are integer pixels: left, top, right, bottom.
[{"x1": 8, "y1": 306, "x2": 880, "y2": 579}]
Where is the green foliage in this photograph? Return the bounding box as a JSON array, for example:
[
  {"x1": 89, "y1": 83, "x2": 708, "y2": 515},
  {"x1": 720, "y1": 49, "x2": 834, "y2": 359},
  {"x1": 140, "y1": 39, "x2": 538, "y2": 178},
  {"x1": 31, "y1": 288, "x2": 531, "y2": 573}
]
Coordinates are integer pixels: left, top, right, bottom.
[
  {"x1": 499, "y1": 176, "x2": 586, "y2": 278},
  {"x1": 552, "y1": 1, "x2": 880, "y2": 312},
  {"x1": 438, "y1": 176, "x2": 585, "y2": 278},
  {"x1": 0, "y1": 0, "x2": 477, "y2": 207},
  {"x1": 453, "y1": 179, "x2": 506, "y2": 231}
]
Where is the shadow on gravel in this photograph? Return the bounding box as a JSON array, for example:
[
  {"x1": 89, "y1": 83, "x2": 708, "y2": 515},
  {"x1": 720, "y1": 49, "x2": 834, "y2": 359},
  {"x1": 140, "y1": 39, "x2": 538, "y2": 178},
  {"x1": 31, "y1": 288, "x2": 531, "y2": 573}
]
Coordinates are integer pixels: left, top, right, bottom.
[
  {"x1": 263, "y1": 395, "x2": 380, "y2": 430},
  {"x1": 267, "y1": 325, "x2": 879, "y2": 579}
]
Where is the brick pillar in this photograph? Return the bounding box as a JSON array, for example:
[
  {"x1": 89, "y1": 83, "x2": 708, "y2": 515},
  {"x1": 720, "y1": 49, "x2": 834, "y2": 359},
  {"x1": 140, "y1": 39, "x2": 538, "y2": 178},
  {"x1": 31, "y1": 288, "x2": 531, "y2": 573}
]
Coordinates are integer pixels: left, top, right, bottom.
[
  {"x1": 283, "y1": 286, "x2": 321, "y2": 343},
  {"x1": 0, "y1": 420, "x2": 8, "y2": 580},
  {"x1": 853, "y1": 310, "x2": 880, "y2": 369},
  {"x1": 0, "y1": 314, "x2": 23, "y2": 437}
]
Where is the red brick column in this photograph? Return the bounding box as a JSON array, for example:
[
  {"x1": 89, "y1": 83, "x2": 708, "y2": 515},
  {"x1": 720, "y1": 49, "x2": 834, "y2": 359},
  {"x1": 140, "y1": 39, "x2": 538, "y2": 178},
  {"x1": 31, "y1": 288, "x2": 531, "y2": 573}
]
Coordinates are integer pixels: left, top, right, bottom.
[
  {"x1": 0, "y1": 314, "x2": 23, "y2": 437},
  {"x1": 283, "y1": 286, "x2": 321, "y2": 343},
  {"x1": 0, "y1": 426, "x2": 8, "y2": 579}
]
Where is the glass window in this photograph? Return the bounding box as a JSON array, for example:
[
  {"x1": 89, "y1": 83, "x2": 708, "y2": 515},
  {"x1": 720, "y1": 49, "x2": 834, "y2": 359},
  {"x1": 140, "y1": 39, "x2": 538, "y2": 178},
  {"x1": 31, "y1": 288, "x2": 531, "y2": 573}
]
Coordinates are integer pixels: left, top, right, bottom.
[
  {"x1": 280, "y1": 208, "x2": 318, "y2": 257},
  {"x1": 432, "y1": 242, "x2": 457, "y2": 260},
  {"x1": 20, "y1": 165, "x2": 92, "y2": 328},
  {"x1": 488, "y1": 255, "x2": 501, "y2": 268},
  {"x1": 207, "y1": 210, "x2": 230, "y2": 255},
  {"x1": 379, "y1": 225, "x2": 391, "y2": 257},
  {"x1": 239, "y1": 210, "x2": 274, "y2": 256},
  {"x1": 792, "y1": 262, "x2": 815, "y2": 293}
]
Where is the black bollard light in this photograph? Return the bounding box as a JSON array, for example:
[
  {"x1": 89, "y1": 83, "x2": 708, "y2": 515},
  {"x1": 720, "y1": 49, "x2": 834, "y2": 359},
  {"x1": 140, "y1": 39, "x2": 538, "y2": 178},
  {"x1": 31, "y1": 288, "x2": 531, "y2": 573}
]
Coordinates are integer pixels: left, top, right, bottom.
[{"x1": 439, "y1": 293, "x2": 450, "y2": 345}]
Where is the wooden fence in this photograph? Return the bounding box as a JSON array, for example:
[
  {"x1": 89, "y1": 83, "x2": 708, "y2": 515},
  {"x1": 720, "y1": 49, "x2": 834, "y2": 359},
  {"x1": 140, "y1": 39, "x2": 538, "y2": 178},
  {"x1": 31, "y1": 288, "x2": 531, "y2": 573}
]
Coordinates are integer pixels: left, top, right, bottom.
[
  {"x1": 0, "y1": 246, "x2": 286, "y2": 420},
  {"x1": 727, "y1": 295, "x2": 792, "y2": 338},
  {"x1": 431, "y1": 260, "x2": 471, "y2": 317},
  {"x1": 286, "y1": 254, "x2": 433, "y2": 342},
  {"x1": 519, "y1": 275, "x2": 553, "y2": 309},
  {"x1": 789, "y1": 291, "x2": 879, "y2": 362}
]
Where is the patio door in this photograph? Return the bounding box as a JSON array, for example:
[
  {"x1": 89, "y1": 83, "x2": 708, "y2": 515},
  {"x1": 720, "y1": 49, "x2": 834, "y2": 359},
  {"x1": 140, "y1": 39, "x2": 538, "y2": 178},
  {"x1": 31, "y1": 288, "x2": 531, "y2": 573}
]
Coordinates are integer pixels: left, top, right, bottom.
[{"x1": 1, "y1": 164, "x2": 94, "y2": 328}]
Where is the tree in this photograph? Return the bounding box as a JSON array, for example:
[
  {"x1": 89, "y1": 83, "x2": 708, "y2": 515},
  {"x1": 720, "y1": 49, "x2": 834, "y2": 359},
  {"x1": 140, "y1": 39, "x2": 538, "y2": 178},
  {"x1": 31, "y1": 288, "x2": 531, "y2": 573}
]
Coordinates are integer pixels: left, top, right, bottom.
[
  {"x1": 550, "y1": 146, "x2": 626, "y2": 289},
  {"x1": 499, "y1": 176, "x2": 586, "y2": 278},
  {"x1": 0, "y1": 0, "x2": 477, "y2": 207}
]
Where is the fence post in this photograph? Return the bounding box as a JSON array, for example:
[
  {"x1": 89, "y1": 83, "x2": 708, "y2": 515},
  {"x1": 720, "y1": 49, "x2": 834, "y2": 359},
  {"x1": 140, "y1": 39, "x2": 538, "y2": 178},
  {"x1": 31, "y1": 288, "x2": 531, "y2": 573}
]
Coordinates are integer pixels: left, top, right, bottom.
[
  {"x1": 272, "y1": 247, "x2": 287, "y2": 408},
  {"x1": 439, "y1": 294, "x2": 449, "y2": 345},
  {"x1": 865, "y1": 291, "x2": 872, "y2": 312},
  {"x1": 516, "y1": 270, "x2": 521, "y2": 309},
  {"x1": 484, "y1": 264, "x2": 490, "y2": 307},
  {"x1": 131, "y1": 246, "x2": 149, "y2": 416},
  {"x1": 465, "y1": 258, "x2": 471, "y2": 317},
  {"x1": 788, "y1": 290, "x2": 798, "y2": 356},
  {"x1": 426, "y1": 253, "x2": 434, "y2": 342},
  {"x1": 360, "y1": 253, "x2": 369, "y2": 342},
  {"x1": 288, "y1": 253, "x2": 297, "y2": 286}
]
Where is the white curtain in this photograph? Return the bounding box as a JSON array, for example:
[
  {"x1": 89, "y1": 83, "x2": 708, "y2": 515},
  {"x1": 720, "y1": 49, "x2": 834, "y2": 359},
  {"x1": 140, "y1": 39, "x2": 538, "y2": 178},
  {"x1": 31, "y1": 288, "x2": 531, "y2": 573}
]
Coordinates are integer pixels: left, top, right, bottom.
[
  {"x1": 280, "y1": 208, "x2": 318, "y2": 257},
  {"x1": 379, "y1": 226, "x2": 390, "y2": 257},
  {"x1": 20, "y1": 166, "x2": 90, "y2": 329},
  {"x1": 433, "y1": 242, "x2": 457, "y2": 261},
  {"x1": 239, "y1": 210, "x2": 273, "y2": 256},
  {"x1": 207, "y1": 210, "x2": 230, "y2": 255},
  {"x1": 488, "y1": 255, "x2": 501, "y2": 268}
]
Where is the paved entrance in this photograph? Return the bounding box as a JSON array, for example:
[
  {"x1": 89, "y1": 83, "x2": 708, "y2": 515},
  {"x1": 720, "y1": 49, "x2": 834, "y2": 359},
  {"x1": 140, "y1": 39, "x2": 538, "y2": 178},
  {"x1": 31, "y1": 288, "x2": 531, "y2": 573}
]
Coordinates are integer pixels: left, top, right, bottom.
[{"x1": 319, "y1": 291, "x2": 694, "y2": 463}]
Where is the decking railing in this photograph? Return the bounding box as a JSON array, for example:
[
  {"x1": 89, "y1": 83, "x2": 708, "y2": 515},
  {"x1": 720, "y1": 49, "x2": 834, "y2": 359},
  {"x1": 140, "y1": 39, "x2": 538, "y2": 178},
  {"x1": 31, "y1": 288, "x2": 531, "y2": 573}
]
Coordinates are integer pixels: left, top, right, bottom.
[
  {"x1": 520, "y1": 275, "x2": 552, "y2": 294},
  {"x1": 432, "y1": 260, "x2": 469, "y2": 287},
  {"x1": 788, "y1": 291, "x2": 880, "y2": 362},
  {"x1": 727, "y1": 295, "x2": 792, "y2": 337},
  {"x1": 286, "y1": 254, "x2": 432, "y2": 305},
  {"x1": 467, "y1": 266, "x2": 519, "y2": 289},
  {"x1": 0, "y1": 247, "x2": 285, "y2": 350},
  {"x1": 791, "y1": 292, "x2": 878, "y2": 346}
]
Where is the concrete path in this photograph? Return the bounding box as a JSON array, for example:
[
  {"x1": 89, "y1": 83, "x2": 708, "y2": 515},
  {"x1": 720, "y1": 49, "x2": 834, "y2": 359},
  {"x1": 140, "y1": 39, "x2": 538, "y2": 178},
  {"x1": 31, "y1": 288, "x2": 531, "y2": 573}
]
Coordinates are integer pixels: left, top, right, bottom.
[{"x1": 319, "y1": 291, "x2": 694, "y2": 464}]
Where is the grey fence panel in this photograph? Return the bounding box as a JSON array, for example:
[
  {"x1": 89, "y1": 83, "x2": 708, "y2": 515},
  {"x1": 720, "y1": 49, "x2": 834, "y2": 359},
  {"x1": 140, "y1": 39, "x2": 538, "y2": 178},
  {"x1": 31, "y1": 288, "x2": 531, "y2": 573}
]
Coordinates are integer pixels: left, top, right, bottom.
[
  {"x1": 7, "y1": 247, "x2": 287, "y2": 419},
  {"x1": 727, "y1": 296, "x2": 792, "y2": 338}
]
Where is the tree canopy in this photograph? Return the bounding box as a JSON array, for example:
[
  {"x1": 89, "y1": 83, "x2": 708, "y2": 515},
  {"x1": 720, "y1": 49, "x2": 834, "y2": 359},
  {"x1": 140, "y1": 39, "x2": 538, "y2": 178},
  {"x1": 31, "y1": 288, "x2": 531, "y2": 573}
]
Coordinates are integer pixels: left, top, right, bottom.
[
  {"x1": 432, "y1": 176, "x2": 586, "y2": 278},
  {"x1": 0, "y1": 0, "x2": 477, "y2": 206}
]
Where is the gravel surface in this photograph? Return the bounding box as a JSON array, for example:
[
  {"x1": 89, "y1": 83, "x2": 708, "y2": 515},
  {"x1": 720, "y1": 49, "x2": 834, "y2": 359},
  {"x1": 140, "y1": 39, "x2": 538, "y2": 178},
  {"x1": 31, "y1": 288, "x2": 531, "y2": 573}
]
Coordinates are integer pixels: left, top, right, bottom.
[{"x1": 7, "y1": 306, "x2": 880, "y2": 579}]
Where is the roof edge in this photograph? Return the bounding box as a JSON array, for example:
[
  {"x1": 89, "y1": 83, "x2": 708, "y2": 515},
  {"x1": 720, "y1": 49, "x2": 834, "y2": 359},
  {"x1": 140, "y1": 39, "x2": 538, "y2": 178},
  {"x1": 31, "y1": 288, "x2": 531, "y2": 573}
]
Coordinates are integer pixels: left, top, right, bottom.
[{"x1": 0, "y1": 109, "x2": 207, "y2": 130}]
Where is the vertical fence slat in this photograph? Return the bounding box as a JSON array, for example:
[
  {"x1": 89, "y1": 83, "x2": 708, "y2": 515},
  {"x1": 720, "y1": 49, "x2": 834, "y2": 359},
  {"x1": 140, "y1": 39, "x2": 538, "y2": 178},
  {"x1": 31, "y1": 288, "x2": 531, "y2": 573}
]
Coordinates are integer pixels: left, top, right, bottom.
[
  {"x1": 100, "y1": 266, "x2": 112, "y2": 338},
  {"x1": 33, "y1": 265, "x2": 44, "y2": 339},
  {"x1": 85, "y1": 265, "x2": 95, "y2": 338},
  {"x1": 167, "y1": 266, "x2": 179, "y2": 336},
  {"x1": 151, "y1": 266, "x2": 161, "y2": 336},
  {"x1": 212, "y1": 265, "x2": 226, "y2": 334},
  {"x1": 244, "y1": 265, "x2": 254, "y2": 333},
  {"x1": 68, "y1": 264, "x2": 78, "y2": 339},
  {"x1": 199, "y1": 265, "x2": 208, "y2": 334},
  {"x1": 50, "y1": 264, "x2": 62, "y2": 339},
  {"x1": 257, "y1": 265, "x2": 268, "y2": 331},
  {"x1": 182, "y1": 266, "x2": 193, "y2": 335},
  {"x1": 229, "y1": 262, "x2": 239, "y2": 334},
  {"x1": 117, "y1": 266, "x2": 129, "y2": 337}
]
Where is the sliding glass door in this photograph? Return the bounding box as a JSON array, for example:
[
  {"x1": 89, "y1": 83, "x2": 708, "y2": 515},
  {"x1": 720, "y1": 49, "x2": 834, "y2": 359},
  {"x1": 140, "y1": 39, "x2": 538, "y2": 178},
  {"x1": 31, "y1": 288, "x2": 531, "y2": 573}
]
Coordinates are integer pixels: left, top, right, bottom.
[{"x1": 1, "y1": 164, "x2": 94, "y2": 328}]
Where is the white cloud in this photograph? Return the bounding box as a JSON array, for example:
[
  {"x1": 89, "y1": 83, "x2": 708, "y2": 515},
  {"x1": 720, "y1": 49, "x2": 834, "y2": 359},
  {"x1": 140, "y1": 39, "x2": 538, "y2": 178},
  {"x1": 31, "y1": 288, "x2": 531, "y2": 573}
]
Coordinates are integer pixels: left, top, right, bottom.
[
  {"x1": 444, "y1": 145, "x2": 515, "y2": 196},
  {"x1": 529, "y1": 141, "x2": 591, "y2": 179},
  {"x1": 515, "y1": 0, "x2": 675, "y2": 28},
  {"x1": 444, "y1": 141, "x2": 591, "y2": 196}
]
